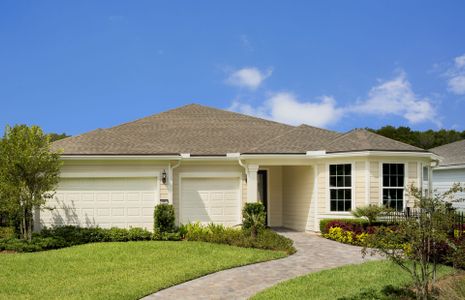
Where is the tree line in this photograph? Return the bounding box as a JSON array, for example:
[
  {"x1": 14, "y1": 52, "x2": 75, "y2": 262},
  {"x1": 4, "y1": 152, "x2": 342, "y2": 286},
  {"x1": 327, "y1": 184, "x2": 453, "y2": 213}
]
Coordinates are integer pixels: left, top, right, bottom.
[{"x1": 368, "y1": 126, "x2": 465, "y2": 150}]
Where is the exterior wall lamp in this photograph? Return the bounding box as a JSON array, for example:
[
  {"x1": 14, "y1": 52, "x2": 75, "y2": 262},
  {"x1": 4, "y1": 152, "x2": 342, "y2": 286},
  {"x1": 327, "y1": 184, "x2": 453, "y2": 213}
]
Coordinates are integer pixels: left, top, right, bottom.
[{"x1": 161, "y1": 169, "x2": 167, "y2": 184}]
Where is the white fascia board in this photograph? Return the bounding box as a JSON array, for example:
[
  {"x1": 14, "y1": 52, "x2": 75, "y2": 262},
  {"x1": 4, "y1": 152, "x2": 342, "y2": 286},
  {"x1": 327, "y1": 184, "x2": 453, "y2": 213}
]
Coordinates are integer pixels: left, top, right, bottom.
[
  {"x1": 315, "y1": 151, "x2": 437, "y2": 159},
  {"x1": 180, "y1": 153, "x2": 191, "y2": 158},
  {"x1": 226, "y1": 152, "x2": 240, "y2": 158},
  {"x1": 306, "y1": 150, "x2": 326, "y2": 156},
  {"x1": 60, "y1": 155, "x2": 181, "y2": 161},
  {"x1": 241, "y1": 151, "x2": 437, "y2": 160},
  {"x1": 433, "y1": 164, "x2": 465, "y2": 170}
]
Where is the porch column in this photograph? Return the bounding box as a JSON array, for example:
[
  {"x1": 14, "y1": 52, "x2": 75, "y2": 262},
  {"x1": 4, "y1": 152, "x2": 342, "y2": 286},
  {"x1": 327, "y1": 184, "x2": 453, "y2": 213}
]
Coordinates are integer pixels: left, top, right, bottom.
[{"x1": 246, "y1": 164, "x2": 259, "y2": 203}]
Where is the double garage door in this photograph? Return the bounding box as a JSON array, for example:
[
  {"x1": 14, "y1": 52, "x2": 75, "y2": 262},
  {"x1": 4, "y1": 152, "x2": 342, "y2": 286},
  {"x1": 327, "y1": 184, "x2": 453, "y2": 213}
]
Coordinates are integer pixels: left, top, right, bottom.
[
  {"x1": 180, "y1": 177, "x2": 241, "y2": 226},
  {"x1": 39, "y1": 175, "x2": 241, "y2": 229},
  {"x1": 40, "y1": 177, "x2": 158, "y2": 229}
]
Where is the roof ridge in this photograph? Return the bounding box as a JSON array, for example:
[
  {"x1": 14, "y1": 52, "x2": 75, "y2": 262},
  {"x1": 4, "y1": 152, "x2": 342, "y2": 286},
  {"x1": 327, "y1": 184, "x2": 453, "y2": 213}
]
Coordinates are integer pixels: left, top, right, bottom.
[{"x1": 325, "y1": 128, "x2": 359, "y2": 146}]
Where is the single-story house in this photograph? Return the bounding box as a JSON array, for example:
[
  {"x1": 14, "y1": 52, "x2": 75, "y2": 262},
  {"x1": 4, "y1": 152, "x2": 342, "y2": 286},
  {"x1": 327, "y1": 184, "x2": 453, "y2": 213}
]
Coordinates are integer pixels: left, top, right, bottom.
[
  {"x1": 38, "y1": 104, "x2": 438, "y2": 232},
  {"x1": 431, "y1": 139, "x2": 465, "y2": 211}
]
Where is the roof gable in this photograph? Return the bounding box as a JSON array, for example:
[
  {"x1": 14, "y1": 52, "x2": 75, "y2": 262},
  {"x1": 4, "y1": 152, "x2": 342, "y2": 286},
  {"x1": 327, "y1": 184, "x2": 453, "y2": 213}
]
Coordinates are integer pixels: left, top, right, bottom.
[
  {"x1": 430, "y1": 139, "x2": 465, "y2": 166},
  {"x1": 324, "y1": 129, "x2": 425, "y2": 153}
]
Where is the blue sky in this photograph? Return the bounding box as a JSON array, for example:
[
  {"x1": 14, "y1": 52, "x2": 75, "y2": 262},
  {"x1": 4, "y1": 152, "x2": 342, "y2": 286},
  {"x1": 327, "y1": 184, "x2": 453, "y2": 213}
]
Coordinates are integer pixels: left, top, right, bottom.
[{"x1": 1, "y1": 1, "x2": 465, "y2": 136}]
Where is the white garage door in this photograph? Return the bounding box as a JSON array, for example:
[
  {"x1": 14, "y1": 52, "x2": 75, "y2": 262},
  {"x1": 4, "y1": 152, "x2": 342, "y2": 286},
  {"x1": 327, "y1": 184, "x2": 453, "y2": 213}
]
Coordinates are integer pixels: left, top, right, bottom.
[
  {"x1": 433, "y1": 169, "x2": 465, "y2": 211},
  {"x1": 40, "y1": 177, "x2": 158, "y2": 229},
  {"x1": 180, "y1": 177, "x2": 240, "y2": 226}
]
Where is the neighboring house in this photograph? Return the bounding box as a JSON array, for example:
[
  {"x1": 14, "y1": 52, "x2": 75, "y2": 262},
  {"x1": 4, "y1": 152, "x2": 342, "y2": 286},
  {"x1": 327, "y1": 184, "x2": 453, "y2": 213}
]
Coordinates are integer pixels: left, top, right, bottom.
[
  {"x1": 431, "y1": 139, "x2": 465, "y2": 211},
  {"x1": 38, "y1": 104, "x2": 437, "y2": 232}
]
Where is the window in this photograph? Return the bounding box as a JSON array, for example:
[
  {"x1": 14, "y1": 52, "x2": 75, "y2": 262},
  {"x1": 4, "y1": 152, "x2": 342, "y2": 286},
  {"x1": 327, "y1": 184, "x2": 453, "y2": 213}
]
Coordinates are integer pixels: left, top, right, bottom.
[
  {"x1": 382, "y1": 163, "x2": 404, "y2": 211},
  {"x1": 422, "y1": 166, "x2": 430, "y2": 196},
  {"x1": 329, "y1": 164, "x2": 352, "y2": 212},
  {"x1": 422, "y1": 166, "x2": 429, "y2": 181}
]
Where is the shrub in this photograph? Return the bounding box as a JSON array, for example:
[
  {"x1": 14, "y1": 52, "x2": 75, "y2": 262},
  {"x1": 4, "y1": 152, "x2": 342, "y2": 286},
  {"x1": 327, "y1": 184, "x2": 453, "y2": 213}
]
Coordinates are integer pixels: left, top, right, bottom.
[
  {"x1": 127, "y1": 227, "x2": 153, "y2": 241},
  {"x1": 351, "y1": 205, "x2": 391, "y2": 225},
  {"x1": 242, "y1": 203, "x2": 266, "y2": 237},
  {"x1": 0, "y1": 236, "x2": 66, "y2": 252},
  {"x1": 180, "y1": 222, "x2": 295, "y2": 254},
  {"x1": 324, "y1": 227, "x2": 354, "y2": 244},
  {"x1": 0, "y1": 227, "x2": 16, "y2": 239},
  {"x1": 154, "y1": 204, "x2": 176, "y2": 234},
  {"x1": 319, "y1": 218, "x2": 391, "y2": 234}
]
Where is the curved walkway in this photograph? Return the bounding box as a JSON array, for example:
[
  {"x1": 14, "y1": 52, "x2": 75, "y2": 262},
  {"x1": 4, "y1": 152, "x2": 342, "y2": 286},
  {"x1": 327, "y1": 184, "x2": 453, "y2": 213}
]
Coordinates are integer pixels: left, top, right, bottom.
[{"x1": 143, "y1": 229, "x2": 381, "y2": 300}]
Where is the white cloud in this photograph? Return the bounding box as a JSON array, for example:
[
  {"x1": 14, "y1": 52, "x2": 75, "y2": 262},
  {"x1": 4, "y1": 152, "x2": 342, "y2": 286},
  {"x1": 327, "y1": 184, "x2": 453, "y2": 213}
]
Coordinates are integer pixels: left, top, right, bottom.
[
  {"x1": 229, "y1": 92, "x2": 343, "y2": 127},
  {"x1": 349, "y1": 72, "x2": 439, "y2": 125},
  {"x1": 229, "y1": 71, "x2": 440, "y2": 128},
  {"x1": 226, "y1": 67, "x2": 272, "y2": 90},
  {"x1": 446, "y1": 53, "x2": 465, "y2": 95}
]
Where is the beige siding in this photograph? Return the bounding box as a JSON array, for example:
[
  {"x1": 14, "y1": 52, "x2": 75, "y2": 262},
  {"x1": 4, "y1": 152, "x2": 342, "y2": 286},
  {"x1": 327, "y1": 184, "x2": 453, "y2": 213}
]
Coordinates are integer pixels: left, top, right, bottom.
[
  {"x1": 317, "y1": 163, "x2": 326, "y2": 212},
  {"x1": 355, "y1": 161, "x2": 366, "y2": 207},
  {"x1": 160, "y1": 182, "x2": 169, "y2": 200},
  {"x1": 282, "y1": 166, "x2": 314, "y2": 231},
  {"x1": 370, "y1": 161, "x2": 380, "y2": 205},
  {"x1": 262, "y1": 166, "x2": 283, "y2": 227},
  {"x1": 407, "y1": 162, "x2": 418, "y2": 206}
]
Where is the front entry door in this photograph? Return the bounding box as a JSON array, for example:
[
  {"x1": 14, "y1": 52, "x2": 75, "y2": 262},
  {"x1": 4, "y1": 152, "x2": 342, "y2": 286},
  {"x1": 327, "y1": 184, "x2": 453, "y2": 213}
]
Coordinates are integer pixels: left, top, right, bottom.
[{"x1": 257, "y1": 170, "x2": 268, "y2": 226}]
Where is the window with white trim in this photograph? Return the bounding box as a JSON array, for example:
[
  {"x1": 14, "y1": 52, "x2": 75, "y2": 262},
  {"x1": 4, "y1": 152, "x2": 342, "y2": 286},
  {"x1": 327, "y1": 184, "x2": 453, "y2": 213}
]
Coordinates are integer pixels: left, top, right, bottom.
[
  {"x1": 422, "y1": 165, "x2": 430, "y2": 196},
  {"x1": 329, "y1": 164, "x2": 352, "y2": 212},
  {"x1": 382, "y1": 163, "x2": 405, "y2": 211}
]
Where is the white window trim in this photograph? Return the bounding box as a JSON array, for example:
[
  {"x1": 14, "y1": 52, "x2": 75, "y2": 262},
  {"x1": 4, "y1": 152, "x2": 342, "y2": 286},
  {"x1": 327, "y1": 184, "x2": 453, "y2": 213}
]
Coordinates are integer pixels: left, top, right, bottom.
[
  {"x1": 327, "y1": 162, "x2": 355, "y2": 214},
  {"x1": 379, "y1": 162, "x2": 406, "y2": 210}
]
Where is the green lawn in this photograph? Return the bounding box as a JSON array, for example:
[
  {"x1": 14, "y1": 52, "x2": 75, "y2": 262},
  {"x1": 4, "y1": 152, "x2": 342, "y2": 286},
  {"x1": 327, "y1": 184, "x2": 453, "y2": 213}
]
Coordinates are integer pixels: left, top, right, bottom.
[
  {"x1": 0, "y1": 241, "x2": 285, "y2": 300},
  {"x1": 252, "y1": 260, "x2": 455, "y2": 300}
]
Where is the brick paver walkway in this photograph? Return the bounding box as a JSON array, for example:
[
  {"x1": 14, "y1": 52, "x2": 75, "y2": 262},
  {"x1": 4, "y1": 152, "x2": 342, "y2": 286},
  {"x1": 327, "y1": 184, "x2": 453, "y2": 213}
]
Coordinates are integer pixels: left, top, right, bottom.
[{"x1": 142, "y1": 229, "x2": 381, "y2": 300}]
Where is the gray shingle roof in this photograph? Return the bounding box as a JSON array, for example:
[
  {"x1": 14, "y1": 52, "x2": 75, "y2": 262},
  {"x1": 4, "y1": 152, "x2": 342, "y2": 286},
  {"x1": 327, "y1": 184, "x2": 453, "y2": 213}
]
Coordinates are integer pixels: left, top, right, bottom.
[
  {"x1": 53, "y1": 104, "x2": 427, "y2": 155},
  {"x1": 324, "y1": 129, "x2": 425, "y2": 153},
  {"x1": 430, "y1": 139, "x2": 465, "y2": 167},
  {"x1": 52, "y1": 104, "x2": 293, "y2": 155},
  {"x1": 246, "y1": 124, "x2": 341, "y2": 154}
]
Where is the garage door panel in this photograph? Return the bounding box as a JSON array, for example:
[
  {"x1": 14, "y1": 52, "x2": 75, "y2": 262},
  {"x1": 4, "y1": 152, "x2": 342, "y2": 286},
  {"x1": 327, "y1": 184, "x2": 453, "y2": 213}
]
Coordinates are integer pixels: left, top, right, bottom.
[
  {"x1": 180, "y1": 177, "x2": 240, "y2": 226},
  {"x1": 40, "y1": 177, "x2": 158, "y2": 229}
]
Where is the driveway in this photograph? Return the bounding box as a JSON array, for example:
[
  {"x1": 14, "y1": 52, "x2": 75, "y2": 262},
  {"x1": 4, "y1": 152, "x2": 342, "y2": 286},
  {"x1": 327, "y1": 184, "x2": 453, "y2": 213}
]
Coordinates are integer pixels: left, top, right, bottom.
[{"x1": 143, "y1": 229, "x2": 381, "y2": 300}]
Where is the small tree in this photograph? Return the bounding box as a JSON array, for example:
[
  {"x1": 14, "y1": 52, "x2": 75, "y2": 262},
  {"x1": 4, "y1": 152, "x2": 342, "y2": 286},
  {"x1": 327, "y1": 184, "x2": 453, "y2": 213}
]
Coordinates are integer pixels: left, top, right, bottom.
[
  {"x1": 242, "y1": 203, "x2": 266, "y2": 238},
  {"x1": 154, "y1": 204, "x2": 176, "y2": 234},
  {"x1": 0, "y1": 125, "x2": 61, "y2": 241},
  {"x1": 351, "y1": 204, "x2": 390, "y2": 225},
  {"x1": 362, "y1": 184, "x2": 464, "y2": 300}
]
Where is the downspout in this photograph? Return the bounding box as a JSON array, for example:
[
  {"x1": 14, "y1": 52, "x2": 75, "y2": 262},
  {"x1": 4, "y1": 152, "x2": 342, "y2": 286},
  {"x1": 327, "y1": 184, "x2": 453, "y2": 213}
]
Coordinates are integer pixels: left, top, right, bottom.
[{"x1": 168, "y1": 159, "x2": 182, "y2": 204}]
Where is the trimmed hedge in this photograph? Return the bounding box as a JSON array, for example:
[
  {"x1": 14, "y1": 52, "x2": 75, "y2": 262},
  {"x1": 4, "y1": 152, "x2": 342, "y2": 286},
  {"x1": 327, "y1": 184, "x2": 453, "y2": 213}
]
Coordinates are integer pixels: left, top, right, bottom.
[
  {"x1": 0, "y1": 226, "x2": 153, "y2": 253},
  {"x1": 319, "y1": 218, "x2": 391, "y2": 234}
]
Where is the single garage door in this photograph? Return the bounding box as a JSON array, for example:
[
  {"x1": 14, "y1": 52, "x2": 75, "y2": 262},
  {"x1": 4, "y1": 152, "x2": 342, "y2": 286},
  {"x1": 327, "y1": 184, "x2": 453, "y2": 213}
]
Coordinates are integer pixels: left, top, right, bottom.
[
  {"x1": 180, "y1": 177, "x2": 240, "y2": 226},
  {"x1": 433, "y1": 169, "x2": 465, "y2": 211},
  {"x1": 40, "y1": 177, "x2": 158, "y2": 229}
]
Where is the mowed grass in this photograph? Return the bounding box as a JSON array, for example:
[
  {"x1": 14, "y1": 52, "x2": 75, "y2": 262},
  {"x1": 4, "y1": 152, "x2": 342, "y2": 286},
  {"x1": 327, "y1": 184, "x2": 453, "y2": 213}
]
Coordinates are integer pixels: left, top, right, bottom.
[
  {"x1": 0, "y1": 241, "x2": 285, "y2": 300},
  {"x1": 252, "y1": 260, "x2": 455, "y2": 300}
]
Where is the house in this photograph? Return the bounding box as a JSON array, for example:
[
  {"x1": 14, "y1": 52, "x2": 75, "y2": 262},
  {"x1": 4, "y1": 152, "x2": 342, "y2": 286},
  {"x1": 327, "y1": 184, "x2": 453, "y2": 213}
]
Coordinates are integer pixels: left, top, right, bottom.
[
  {"x1": 431, "y1": 139, "x2": 465, "y2": 210},
  {"x1": 38, "y1": 104, "x2": 438, "y2": 232}
]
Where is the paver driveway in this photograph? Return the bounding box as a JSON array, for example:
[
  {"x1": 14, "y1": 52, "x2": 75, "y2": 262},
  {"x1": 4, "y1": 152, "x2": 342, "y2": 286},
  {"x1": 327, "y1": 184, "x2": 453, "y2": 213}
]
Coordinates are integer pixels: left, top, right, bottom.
[{"x1": 143, "y1": 229, "x2": 381, "y2": 300}]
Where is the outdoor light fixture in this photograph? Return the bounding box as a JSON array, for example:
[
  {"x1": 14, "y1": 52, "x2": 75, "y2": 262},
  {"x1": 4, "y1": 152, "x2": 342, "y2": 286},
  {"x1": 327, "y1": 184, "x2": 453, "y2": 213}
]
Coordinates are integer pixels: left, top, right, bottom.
[{"x1": 161, "y1": 169, "x2": 167, "y2": 184}]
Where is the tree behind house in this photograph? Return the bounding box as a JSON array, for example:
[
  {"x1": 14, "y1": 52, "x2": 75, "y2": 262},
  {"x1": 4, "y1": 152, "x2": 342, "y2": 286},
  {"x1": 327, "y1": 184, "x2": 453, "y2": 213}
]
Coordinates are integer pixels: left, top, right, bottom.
[{"x1": 0, "y1": 125, "x2": 61, "y2": 240}]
